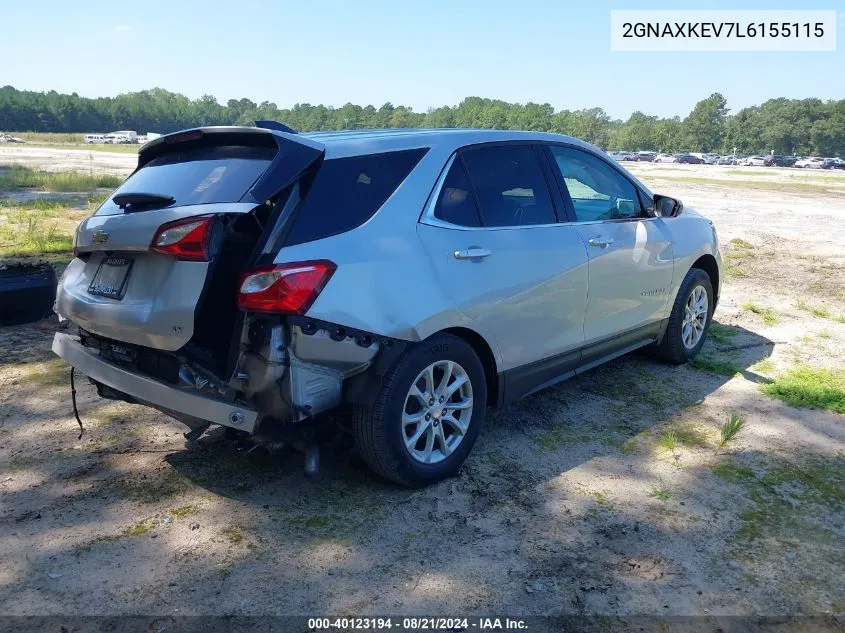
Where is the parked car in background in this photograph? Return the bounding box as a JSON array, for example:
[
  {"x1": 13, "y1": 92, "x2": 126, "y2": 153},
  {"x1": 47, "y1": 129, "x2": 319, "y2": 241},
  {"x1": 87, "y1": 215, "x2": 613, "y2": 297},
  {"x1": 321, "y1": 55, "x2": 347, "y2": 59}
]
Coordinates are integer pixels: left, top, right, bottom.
[
  {"x1": 608, "y1": 151, "x2": 634, "y2": 162},
  {"x1": 0, "y1": 133, "x2": 25, "y2": 143},
  {"x1": 654, "y1": 153, "x2": 677, "y2": 163},
  {"x1": 827, "y1": 158, "x2": 845, "y2": 170},
  {"x1": 764, "y1": 155, "x2": 797, "y2": 167},
  {"x1": 52, "y1": 126, "x2": 721, "y2": 486},
  {"x1": 715, "y1": 156, "x2": 735, "y2": 165},
  {"x1": 690, "y1": 153, "x2": 719, "y2": 164},
  {"x1": 795, "y1": 157, "x2": 826, "y2": 169},
  {"x1": 742, "y1": 156, "x2": 767, "y2": 166},
  {"x1": 103, "y1": 133, "x2": 133, "y2": 144},
  {"x1": 675, "y1": 154, "x2": 704, "y2": 165},
  {"x1": 633, "y1": 151, "x2": 657, "y2": 162},
  {"x1": 84, "y1": 134, "x2": 107, "y2": 144}
]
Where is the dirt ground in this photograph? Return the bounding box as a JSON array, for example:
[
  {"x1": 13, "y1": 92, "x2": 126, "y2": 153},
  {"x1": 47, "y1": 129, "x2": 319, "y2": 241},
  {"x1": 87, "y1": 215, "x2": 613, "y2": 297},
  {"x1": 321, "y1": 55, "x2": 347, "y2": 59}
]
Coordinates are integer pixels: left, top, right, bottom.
[
  {"x1": 1, "y1": 148, "x2": 844, "y2": 621},
  {"x1": 0, "y1": 146, "x2": 137, "y2": 176}
]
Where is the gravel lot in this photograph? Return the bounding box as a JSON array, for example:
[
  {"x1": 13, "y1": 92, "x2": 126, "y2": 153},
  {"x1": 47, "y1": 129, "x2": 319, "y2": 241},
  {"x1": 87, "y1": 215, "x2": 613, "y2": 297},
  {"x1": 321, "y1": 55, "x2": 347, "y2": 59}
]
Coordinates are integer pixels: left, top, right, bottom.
[{"x1": 1, "y1": 148, "x2": 844, "y2": 622}]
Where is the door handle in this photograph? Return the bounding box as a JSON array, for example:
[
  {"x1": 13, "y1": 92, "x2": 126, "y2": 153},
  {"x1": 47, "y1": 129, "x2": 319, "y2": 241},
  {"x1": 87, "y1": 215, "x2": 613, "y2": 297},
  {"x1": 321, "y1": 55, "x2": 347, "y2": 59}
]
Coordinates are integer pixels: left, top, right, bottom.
[
  {"x1": 588, "y1": 237, "x2": 614, "y2": 248},
  {"x1": 454, "y1": 247, "x2": 492, "y2": 260}
]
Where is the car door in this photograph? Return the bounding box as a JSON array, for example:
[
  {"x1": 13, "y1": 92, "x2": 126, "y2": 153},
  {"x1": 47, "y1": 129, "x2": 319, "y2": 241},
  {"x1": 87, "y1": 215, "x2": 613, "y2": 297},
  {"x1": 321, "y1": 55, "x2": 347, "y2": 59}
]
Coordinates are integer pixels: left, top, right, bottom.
[
  {"x1": 545, "y1": 145, "x2": 675, "y2": 357},
  {"x1": 416, "y1": 143, "x2": 589, "y2": 384}
]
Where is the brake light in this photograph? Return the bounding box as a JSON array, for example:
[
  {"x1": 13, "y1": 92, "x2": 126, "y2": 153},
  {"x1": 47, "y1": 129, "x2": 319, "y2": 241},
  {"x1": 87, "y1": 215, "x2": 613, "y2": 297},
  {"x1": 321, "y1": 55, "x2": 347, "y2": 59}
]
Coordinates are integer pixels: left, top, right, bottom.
[
  {"x1": 237, "y1": 260, "x2": 336, "y2": 315},
  {"x1": 150, "y1": 215, "x2": 213, "y2": 261}
]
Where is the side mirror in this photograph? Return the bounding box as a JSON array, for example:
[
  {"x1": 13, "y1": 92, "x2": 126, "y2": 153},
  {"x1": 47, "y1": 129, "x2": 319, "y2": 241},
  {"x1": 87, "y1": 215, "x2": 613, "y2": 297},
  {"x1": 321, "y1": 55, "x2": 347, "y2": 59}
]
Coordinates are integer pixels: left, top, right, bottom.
[{"x1": 653, "y1": 194, "x2": 683, "y2": 218}]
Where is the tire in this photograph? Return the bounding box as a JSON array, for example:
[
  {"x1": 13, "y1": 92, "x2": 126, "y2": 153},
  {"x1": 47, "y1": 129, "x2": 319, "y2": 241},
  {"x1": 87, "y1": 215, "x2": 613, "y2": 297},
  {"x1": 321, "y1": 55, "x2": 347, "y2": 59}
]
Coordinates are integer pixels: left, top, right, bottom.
[
  {"x1": 0, "y1": 263, "x2": 57, "y2": 325},
  {"x1": 353, "y1": 333, "x2": 487, "y2": 487},
  {"x1": 654, "y1": 267, "x2": 714, "y2": 365}
]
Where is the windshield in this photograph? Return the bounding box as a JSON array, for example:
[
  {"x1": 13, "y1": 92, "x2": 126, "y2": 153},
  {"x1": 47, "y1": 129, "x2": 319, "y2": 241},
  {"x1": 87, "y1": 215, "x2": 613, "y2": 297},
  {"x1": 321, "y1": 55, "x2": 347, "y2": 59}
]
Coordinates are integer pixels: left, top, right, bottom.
[{"x1": 96, "y1": 145, "x2": 276, "y2": 216}]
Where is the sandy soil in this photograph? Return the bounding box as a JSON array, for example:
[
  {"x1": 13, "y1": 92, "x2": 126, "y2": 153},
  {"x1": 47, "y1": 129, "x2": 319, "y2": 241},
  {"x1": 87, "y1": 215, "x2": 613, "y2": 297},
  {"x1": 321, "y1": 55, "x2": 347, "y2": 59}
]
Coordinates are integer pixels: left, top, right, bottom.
[
  {"x1": 0, "y1": 146, "x2": 137, "y2": 175},
  {"x1": 1, "y1": 149, "x2": 844, "y2": 621}
]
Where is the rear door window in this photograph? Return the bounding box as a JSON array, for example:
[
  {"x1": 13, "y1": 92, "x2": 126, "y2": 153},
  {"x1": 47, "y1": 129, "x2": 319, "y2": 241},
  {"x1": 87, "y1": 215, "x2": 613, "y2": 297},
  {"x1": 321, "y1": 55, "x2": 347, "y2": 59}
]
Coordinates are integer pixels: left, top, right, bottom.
[
  {"x1": 284, "y1": 148, "x2": 427, "y2": 246},
  {"x1": 433, "y1": 160, "x2": 482, "y2": 227},
  {"x1": 96, "y1": 145, "x2": 276, "y2": 216},
  {"x1": 459, "y1": 145, "x2": 556, "y2": 227}
]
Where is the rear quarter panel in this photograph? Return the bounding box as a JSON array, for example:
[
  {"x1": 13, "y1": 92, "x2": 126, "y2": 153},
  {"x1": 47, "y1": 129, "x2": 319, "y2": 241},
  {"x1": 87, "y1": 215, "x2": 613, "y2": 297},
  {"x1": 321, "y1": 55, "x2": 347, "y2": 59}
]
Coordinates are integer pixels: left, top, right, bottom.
[{"x1": 272, "y1": 146, "x2": 506, "y2": 370}]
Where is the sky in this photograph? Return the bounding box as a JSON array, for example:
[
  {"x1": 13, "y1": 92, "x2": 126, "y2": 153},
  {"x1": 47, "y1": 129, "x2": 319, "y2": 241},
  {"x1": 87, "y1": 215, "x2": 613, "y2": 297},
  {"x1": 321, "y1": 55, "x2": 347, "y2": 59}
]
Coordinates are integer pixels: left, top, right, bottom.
[{"x1": 2, "y1": 0, "x2": 843, "y2": 120}]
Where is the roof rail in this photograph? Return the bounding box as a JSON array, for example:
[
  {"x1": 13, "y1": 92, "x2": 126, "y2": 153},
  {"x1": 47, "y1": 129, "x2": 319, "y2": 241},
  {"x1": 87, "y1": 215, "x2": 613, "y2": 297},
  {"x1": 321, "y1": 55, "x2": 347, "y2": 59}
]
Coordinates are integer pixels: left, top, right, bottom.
[{"x1": 255, "y1": 120, "x2": 298, "y2": 135}]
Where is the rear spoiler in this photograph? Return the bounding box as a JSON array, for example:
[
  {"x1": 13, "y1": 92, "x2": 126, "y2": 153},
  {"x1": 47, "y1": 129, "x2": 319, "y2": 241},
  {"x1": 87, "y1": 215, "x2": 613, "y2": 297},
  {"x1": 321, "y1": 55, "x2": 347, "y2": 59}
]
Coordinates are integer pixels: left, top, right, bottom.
[
  {"x1": 135, "y1": 126, "x2": 326, "y2": 205},
  {"x1": 255, "y1": 120, "x2": 298, "y2": 134}
]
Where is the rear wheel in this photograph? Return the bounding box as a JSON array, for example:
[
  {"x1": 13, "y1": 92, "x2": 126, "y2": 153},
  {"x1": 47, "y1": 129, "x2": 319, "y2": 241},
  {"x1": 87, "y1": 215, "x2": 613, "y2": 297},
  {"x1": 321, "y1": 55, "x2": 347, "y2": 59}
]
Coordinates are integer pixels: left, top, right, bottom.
[
  {"x1": 353, "y1": 333, "x2": 486, "y2": 487},
  {"x1": 654, "y1": 267, "x2": 714, "y2": 364}
]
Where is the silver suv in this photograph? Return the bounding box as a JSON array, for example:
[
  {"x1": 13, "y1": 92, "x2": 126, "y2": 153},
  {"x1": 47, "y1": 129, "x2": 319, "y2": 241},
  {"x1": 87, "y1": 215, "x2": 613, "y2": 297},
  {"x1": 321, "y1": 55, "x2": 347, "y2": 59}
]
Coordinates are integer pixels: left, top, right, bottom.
[{"x1": 53, "y1": 126, "x2": 721, "y2": 486}]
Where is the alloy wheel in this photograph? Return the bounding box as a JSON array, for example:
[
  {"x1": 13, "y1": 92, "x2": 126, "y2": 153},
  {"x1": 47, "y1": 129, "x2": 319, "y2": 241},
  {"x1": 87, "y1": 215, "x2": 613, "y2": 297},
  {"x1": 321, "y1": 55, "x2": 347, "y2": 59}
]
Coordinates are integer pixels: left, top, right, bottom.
[
  {"x1": 402, "y1": 360, "x2": 474, "y2": 464},
  {"x1": 682, "y1": 285, "x2": 709, "y2": 349}
]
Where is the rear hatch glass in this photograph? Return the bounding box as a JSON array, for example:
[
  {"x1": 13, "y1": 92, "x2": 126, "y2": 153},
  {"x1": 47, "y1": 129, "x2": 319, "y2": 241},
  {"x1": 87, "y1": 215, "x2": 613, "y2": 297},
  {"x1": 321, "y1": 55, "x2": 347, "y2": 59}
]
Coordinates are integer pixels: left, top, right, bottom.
[{"x1": 96, "y1": 145, "x2": 276, "y2": 216}]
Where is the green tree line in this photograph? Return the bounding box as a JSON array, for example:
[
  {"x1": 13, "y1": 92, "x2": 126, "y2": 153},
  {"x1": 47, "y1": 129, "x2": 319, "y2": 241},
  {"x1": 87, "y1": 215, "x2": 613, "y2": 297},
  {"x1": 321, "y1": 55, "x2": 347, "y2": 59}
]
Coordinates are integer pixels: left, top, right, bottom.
[{"x1": 1, "y1": 86, "x2": 843, "y2": 156}]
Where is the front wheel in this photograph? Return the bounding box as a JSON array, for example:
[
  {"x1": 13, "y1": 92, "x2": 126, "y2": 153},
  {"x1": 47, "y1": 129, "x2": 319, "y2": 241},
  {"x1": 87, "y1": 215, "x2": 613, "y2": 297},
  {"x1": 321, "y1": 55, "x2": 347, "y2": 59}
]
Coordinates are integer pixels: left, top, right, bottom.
[
  {"x1": 353, "y1": 333, "x2": 487, "y2": 487},
  {"x1": 654, "y1": 267, "x2": 714, "y2": 364}
]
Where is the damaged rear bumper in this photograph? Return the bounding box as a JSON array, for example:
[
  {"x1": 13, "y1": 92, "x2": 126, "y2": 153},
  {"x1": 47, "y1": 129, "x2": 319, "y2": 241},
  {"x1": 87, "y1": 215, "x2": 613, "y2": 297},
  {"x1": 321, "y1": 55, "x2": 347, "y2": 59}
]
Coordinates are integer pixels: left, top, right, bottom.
[{"x1": 52, "y1": 332, "x2": 258, "y2": 433}]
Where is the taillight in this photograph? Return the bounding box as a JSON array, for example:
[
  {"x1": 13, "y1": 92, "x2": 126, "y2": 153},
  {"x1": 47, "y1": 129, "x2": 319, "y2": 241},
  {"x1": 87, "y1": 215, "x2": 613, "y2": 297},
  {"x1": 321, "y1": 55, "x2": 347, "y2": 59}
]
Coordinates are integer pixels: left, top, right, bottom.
[
  {"x1": 237, "y1": 260, "x2": 336, "y2": 315},
  {"x1": 150, "y1": 215, "x2": 213, "y2": 261}
]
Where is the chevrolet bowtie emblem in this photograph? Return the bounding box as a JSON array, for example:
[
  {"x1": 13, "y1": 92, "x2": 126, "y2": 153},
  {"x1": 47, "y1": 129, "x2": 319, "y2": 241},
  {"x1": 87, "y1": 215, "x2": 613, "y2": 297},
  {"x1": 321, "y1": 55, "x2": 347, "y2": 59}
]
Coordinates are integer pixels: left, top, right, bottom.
[{"x1": 92, "y1": 230, "x2": 110, "y2": 243}]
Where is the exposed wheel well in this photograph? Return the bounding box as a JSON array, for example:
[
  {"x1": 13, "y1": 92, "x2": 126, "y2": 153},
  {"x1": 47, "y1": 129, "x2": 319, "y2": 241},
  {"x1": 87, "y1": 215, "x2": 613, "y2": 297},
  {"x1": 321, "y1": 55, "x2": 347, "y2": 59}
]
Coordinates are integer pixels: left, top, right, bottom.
[
  {"x1": 443, "y1": 327, "x2": 499, "y2": 406},
  {"x1": 691, "y1": 254, "x2": 719, "y2": 307}
]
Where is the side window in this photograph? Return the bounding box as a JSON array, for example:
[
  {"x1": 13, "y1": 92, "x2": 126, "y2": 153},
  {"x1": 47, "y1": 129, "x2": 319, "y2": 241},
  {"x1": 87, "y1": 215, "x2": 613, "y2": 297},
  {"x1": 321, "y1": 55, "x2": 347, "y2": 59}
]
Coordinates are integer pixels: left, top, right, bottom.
[
  {"x1": 285, "y1": 148, "x2": 427, "y2": 246},
  {"x1": 549, "y1": 146, "x2": 643, "y2": 222},
  {"x1": 433, "y1": 160, "x2": 481, "y2": 227},
  {"x1": 460, "y1": 145, "x2": 556, "y2": 227}
]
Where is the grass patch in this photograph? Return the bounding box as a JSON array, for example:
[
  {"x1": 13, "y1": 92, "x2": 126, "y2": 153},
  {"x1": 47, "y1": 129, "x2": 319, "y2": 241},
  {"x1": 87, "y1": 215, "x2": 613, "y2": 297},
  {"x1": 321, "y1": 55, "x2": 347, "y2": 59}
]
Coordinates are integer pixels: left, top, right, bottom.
[
  {"x1": 795, "y1": 298, "x2": 845, "y2": 323},
  {"x1": 0, "y1": 212, "x2": 73, "y2": 258},
  {"x1": 221, "y1": 527, "x2": 244, "y2": 545},
  {"x1": 761, "y1": 366, "x2": 845, "y2": 413},
  {"x1": 742, "y1": 302, "x2": 779, "y2": 325},
  {"x1": 19, "y1": 142, "x2": 141, "y2": 154},
  {"x1": 20, "y1": 358, "x2": 69, "y2": 387},
  {"x1": 658, "y1": 430, "x2": 678, "y2": 452},
  {"x1": 122, "y1": 520, "x2": 154, "y2": 537},
  {"x1": 673, "y1": 424, "x2": 711, "y2": 448},
  {"x1": 649, "y1": 487, "x2": 672, "y2": 502},
  {"x1": 170, "y1": 505, "x2": 197, "y2": 520},
  {"x1": 729, "y1": 238, "x2": 755, "y2": 249},
  {"x1": 707, "y1": 322, "x2": 741, "y2": 345},
  {"x1": 712, "y1": 455, "x2": 845, "y2": 541},
  {"x1": 535, "y1": 425, "x2": 592, "y2": 451},
  {"x1": 113, "y1": 471, "x2": 193, "y2": 504},
  {"x1": 722, "y1": 252, "x2": 748, "y2": 279},
  {"x1": 0, "y1": 165, "x2": 123, "y2": 191},
  {"x1": 689, "y1": 354, "x2": 740, "y2": 376},
  {"x1": 750, "y1": 358, "x2": 776, "y2": 375},
  {"x1": 711, "y1": 462, "x2": 756, "y2": 484}
]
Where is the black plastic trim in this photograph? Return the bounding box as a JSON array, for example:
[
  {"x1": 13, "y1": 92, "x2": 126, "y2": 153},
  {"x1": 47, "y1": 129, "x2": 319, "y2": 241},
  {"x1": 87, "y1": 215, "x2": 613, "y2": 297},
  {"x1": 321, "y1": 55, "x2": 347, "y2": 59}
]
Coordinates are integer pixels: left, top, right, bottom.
[{"x1": 499, "y1": 320, "x2": 666, "y2": 405}]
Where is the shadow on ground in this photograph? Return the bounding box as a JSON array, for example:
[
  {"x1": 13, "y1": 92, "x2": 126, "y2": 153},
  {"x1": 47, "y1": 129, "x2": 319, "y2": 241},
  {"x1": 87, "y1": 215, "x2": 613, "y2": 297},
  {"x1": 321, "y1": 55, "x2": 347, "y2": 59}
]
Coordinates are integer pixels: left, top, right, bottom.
[{"x1": 9, "y1": 317, "x2": 843, "y2": 618}]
